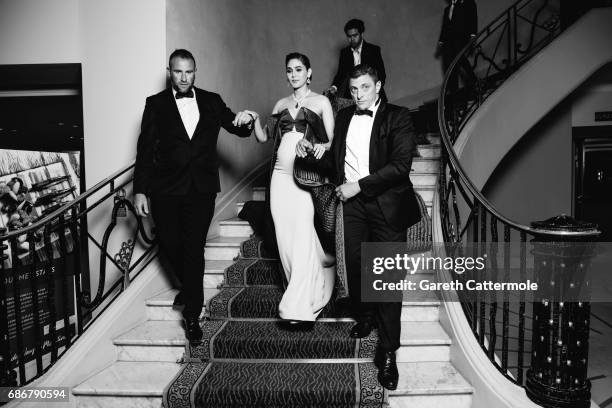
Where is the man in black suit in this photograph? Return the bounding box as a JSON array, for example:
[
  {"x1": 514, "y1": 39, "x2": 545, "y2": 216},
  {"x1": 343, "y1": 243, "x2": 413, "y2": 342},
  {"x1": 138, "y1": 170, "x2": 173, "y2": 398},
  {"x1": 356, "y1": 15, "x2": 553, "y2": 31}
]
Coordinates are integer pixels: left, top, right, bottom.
[
  {"x1": 306, "y1": 64, "x2": 420, "y2": 390},
  {"x1": 133, "y1": 49, "x2": 253, "y2": 341},
  {"x1": 438, "y1": 0, "x2": 478, "y2": 92},
  {"x1": 326, "y1": 19, "x2": 387, "y2": 100}
]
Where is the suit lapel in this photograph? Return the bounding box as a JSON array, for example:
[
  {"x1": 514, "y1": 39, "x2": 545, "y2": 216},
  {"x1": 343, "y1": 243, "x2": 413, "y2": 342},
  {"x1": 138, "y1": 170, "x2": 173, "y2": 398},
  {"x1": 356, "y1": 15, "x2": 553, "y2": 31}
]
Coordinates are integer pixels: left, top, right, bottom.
[
  {"x1": 369, "y1": 100, "x2": 387, "y2": 168},
  {"x1": 191, "y1": 88, "x2": 207, "y2": 140},
  {"x1": 165, "y1": 88, "x2": 191, "y2": 141},
  {"x1": 336, "y1": 106, "x2": 355, "y2": 183}
]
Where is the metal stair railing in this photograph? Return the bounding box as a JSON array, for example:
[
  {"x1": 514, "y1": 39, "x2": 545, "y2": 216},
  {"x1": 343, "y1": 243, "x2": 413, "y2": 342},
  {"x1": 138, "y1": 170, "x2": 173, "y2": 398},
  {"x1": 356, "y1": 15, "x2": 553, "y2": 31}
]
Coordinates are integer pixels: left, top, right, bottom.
[
  {"x1": 437, "y1": 1, "x2": 605, "y2": 407},
  {"x1": 0, "y1": 161, "x2": 156, "y2": 389}
]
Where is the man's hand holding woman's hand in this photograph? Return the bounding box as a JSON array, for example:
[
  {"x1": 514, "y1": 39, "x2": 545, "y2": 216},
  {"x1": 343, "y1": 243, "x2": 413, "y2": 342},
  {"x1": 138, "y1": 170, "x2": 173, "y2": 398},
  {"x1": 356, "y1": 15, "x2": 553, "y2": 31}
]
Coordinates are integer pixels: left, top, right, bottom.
[{"x1": 233, "y1": 110, "x2": 258, "y2": 127}]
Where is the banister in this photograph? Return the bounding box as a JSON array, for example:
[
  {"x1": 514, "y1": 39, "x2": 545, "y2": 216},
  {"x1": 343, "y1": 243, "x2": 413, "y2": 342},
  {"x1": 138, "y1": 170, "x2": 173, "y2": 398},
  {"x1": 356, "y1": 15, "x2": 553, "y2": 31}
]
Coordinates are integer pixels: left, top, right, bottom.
[{"x1": 0, "y1": 161, "x2": 135, "y2": 241}]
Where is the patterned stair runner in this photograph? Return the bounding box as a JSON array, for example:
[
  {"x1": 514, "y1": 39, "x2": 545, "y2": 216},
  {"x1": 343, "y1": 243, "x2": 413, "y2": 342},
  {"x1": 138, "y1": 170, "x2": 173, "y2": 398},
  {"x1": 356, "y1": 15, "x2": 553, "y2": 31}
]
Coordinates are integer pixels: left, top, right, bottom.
[{"x1": 163, "y1": 236, "x2": 385, "y2": 408}]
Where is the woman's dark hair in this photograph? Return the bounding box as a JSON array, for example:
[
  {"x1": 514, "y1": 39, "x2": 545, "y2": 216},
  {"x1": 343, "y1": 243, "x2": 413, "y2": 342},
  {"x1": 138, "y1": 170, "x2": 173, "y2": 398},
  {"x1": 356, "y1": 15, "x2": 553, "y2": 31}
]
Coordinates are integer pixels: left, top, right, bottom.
[
  {"x1": 285, "y1": 52, "x2": 313, "y2": 82},
  {"x1": 8, "y1": 177, "x2": 27, "y2": 194}
]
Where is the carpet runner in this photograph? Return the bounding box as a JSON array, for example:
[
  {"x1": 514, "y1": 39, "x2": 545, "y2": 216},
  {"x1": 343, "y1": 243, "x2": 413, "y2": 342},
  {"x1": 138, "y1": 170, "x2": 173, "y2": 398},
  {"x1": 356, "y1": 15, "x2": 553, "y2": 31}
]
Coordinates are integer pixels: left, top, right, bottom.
[{"x1": 163, "y1": 236, "x2": 386, "y2": 408}]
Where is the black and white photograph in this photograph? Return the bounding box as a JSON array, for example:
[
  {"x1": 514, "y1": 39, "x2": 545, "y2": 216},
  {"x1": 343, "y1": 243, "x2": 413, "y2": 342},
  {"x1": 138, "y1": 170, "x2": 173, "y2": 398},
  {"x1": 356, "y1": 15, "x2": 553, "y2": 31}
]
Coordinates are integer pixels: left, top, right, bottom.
[{"x1": 1, "y1": 0, "x2": 611, "y2": 407}]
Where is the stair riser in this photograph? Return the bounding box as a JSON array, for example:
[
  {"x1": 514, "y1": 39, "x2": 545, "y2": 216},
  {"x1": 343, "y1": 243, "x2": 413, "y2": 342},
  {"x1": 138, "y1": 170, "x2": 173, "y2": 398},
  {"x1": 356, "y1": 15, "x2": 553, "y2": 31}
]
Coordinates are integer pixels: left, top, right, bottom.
[
  {"x1": 417, "y1": 146, "x2": 441, "y2": 158},
  {"x1": 410, "y1": 174, "x2": 437, "y2": 187},
  {"x1": 397, "y1": 345, "x2": 449, "y2": 363},
  {"x1": 425, "y1": 134, "x2": 441, "y2": 144},
  {"x1": 146, "y1": 289, "x2": 220, "y2": 320},
  {"x1": 412, "y1": 160, "x2": 439, "y2": 173},
  {"x1": 401, "y1": 305, "x2": 439, "y2": 322},
  {"x1": 236, "y1": 202, "x2": 245, "y2": 215},
  {"x1": 116, "y1": 345, "x2": 183, "y2": 362},
  {"x1": 203, "y1": 273, "x2": 223, "y2": 289},
  {"x1": 205, "y1": 246, "x2": 240, "y2": 260},
  {"x1": 389, "y1": 393, "x2": 472, "y2": 408},
  {"x1": 219, "y1": 223, "x2": 253, "y2": 237},
  {"x1": 252, "y1": 189, "x2": 265, "y2": 201},
  {"x1": 147, "y1": 302, "x2": 437, "y2": 322},
  {"x1": 75, "y1": 396, "x2": 161, "y2": 408},
  {"x1": 415, "y1": 188, "x2": 434, "y2": 204}
]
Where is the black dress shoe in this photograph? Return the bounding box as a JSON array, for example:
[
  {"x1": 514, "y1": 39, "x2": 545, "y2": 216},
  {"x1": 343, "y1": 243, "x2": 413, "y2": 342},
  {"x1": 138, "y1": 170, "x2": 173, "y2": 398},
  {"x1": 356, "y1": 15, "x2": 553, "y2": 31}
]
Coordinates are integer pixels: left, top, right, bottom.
[
  {"x1": 377, "y1": 351, "x2": 399, "y2": 390},
  {"x1": 350, "y1": 321, "x2": 376, "y2": 338},
  {"x1": 183, "y1": 317, "x2": 203, "y2": 341},
  {"x1": 278, "y1": 320, "x2": 315, "y2": 331},
  {"x1": 173, "y1": 291, "x2": 185, "y2": 306}
]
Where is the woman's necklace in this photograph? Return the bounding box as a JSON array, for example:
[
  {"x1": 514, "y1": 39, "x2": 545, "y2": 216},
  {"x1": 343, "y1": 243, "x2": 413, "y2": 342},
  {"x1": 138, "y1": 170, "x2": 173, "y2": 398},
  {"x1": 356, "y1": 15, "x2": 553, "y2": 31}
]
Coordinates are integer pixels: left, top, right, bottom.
[{"x1": 292, "y1": 88, "x2": 311, "y2": 109}]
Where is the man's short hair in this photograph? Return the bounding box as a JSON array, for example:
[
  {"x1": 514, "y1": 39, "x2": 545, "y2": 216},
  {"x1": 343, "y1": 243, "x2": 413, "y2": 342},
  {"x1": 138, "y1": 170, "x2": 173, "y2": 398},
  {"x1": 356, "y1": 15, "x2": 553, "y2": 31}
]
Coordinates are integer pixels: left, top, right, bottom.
[
  {"x1": 169, "y1": 49, "x2": 196, "y2": 67},
  {"x1": 350, "y1": 64, "x2": 379, "y2": 83},
  {"x1": 344, "y1": 19, "x2": 365, "y2": 34}
]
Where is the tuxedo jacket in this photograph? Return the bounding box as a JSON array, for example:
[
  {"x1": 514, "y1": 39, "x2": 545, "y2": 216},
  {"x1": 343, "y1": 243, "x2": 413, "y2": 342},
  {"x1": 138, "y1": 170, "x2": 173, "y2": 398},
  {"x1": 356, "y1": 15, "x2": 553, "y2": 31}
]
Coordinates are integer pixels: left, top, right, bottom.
[
  {"x1": 321, "y1": 101, "x2": 421, "y2": 231},
  {"x1": 332, "y1": 41, "x2": 387, "y2": 98},
  {"x1": 439, "y1": 0, "x2": 478, "y2": 46},
  {"x1": 133, "y1": 87, "x2": 251, "y2": 196}
]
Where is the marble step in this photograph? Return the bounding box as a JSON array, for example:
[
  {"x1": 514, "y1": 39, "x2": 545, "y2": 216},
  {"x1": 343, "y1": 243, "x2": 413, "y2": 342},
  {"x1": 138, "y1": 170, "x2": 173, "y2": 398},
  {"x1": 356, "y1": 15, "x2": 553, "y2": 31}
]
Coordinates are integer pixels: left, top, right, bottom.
[
  {"x1": 411, "y1": 157, "x2": 440, "y2": 173},
  {"x1": 417, "y1": 143, "x2": 441, "y2": 159},
  {"x1": 113, "y1": 320, "x2": 185, "y2": 362},
  {"x1": 236, "y1": 201, "x2": 246, "y2": 215},
  {"x1": 72, "y1": 361, "x2": 180, "y2": 407},
  {"x1": 113, "y1": 320, "x2": 450, "y2": 363},
  {"x1": 415, "y1": 185, "x2": 435, "y2": 205},
  {"x1": 145, "y1": 288, "x2": 220, "y2": 321},
  {"x1": 253, "y1": 179, "x2": 438, "y2": 203},
  {"x1": 410, "y1": 172, "x2": 437, "y2": 187},
  {"x1": 219, "y1": 217, "x2": 253, "y2": 237},
  {"x1": 237, "y1": 199, "x2": 432, "y2": 218},
  {"x1": 389, "y1": 362, "x2": 473, "y2": 408},
  {"x1": 252, "y1": 186, "x2": 266, "y2": 201},
  {"x1": 145, "y1": 287, "x2": 440, "y2": 322},
  {"x1": 205, "y1": 236, "x2": 250, "y2": 260},
  {"x1": 203, "y1": 259, "x2": 233, "y2": 289},
  {"x1": 424, "y1": 133, "x2": 441, "y2": 145}
]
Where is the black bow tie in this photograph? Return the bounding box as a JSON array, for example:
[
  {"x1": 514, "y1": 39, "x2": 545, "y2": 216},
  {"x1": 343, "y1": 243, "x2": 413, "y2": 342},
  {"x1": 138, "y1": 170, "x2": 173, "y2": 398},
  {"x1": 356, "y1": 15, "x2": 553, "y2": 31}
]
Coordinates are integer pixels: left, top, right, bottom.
[
  {"x1": 354, "y1": 109, "x2": 373, "y2": 117},
  {"x1": 175, "y1": 89, "x2": 194, "y2": 99}
]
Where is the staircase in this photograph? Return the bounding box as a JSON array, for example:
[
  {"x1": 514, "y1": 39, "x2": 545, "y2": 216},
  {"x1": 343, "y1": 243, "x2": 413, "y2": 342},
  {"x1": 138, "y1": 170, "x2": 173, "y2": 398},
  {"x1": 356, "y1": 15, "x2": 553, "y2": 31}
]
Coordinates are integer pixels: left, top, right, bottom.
[{"x1": 71, "y1": 133, "x2": 472, "y2": 407}]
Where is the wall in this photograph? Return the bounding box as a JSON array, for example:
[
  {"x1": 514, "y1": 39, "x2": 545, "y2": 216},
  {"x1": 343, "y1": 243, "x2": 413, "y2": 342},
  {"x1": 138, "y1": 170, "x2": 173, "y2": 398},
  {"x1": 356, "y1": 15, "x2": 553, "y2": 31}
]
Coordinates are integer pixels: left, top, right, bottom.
[
  {"x1": 166, "y1": 0, "x2": 516, "y2": 194},
  {"x1": 482, "y1": 102, "x2": 573, "y2": 224},
  {"x1": 0, "y1": 0, "x2": 167, "y2": 302},
  {"x1": 483, "y1": 63, "x2": 612, "y2": 224},
  {"x1": 0, "y1": 0, "x2": 80, "y2": 64},
  {"x1": 79, "y1": 0, "x2": 166, "y2": 186}
]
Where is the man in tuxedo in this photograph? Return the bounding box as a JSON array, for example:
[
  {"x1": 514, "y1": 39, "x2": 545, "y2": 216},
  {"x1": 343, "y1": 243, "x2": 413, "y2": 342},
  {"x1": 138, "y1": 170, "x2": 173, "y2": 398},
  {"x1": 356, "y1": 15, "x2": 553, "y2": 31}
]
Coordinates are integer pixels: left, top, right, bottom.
[
  {"x1": 438, "y1": 0, "x2": 478, "y2": 93},
  {"x1": 306, "y1": 64, "x2": 420, "y2": 390},
  {"x1": 326, "y1": 19, "x2": 387, "y2": 100},
  {"x1": 133, "y1": 49, "x2": 253, "y2": 341}
]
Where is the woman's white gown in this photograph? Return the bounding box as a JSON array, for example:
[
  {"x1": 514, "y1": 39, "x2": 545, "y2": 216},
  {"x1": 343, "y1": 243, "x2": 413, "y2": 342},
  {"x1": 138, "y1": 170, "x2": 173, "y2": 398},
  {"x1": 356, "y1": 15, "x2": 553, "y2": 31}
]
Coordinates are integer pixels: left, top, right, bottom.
[{"x1": 270, "y1": 109, "x2": 335, "y2": 321}]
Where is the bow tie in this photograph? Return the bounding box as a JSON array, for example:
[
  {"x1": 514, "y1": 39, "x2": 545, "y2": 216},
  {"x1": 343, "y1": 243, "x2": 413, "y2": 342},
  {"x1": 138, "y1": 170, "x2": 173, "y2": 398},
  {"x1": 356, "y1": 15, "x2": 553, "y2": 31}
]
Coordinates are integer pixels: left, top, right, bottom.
[
  {"x1": 354, "y1": 109, "x2": 373, "y2": 117},
  {"x1": 175, "y1": 90, "x2": 194, "y2": 99}
]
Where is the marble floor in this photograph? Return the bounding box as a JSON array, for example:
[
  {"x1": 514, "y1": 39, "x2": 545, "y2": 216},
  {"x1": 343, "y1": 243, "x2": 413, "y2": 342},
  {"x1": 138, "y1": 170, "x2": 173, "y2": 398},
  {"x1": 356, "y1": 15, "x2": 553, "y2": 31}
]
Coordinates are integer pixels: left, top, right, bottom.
[{"x1": 589, "y1": 302, "x2": 612, "y2": 408}]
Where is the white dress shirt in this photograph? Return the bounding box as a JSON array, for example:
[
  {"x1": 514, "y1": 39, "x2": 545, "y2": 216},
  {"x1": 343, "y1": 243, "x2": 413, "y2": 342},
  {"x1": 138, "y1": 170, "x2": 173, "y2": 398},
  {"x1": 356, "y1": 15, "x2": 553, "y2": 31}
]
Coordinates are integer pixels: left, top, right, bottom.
[
  {"x1": 172, "y1": 88, "x2": 200, "y2": 139},
  {"x1": 352, "y1": 42, "x2": 363, "y2": 66},
  {"x1": 344, "y1": 99, "x2": 381, "y2": 183}
]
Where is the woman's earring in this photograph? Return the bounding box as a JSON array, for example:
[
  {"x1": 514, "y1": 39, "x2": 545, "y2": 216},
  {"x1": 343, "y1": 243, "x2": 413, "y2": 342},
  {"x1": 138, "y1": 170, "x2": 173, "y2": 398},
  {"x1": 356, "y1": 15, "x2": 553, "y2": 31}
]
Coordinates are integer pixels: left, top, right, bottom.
[{"x1": 307, "y1": 77, "x2": 311, "y2": 85}]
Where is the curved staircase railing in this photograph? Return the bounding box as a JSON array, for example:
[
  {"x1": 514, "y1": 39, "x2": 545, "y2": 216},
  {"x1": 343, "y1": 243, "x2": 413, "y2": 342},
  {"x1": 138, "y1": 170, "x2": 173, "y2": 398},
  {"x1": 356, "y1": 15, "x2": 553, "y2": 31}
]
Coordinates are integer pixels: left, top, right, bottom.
[
  {"x1": 437, "y1": 1, "x2": 605, "y2": 407},
  {"x1": 0, "y1": 161, "x2": 156, "y2": 389}
]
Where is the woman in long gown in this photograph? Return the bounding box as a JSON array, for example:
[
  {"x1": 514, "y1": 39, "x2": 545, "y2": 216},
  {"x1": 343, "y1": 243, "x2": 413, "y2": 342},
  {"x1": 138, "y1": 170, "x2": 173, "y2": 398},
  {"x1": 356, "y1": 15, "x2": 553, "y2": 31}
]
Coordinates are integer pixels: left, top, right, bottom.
[{"x1": 246, "y1": 53, "x2": 335, "y2": 323}]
